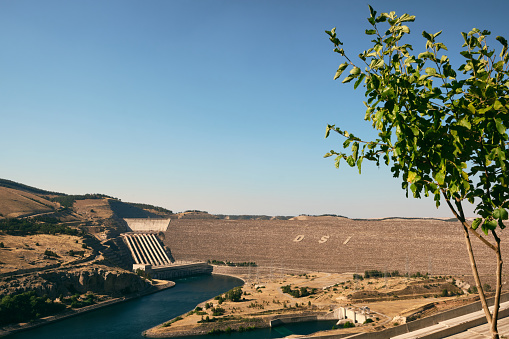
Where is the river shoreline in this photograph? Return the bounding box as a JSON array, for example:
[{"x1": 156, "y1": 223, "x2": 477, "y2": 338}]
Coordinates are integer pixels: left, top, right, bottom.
[
  {"x1": 142, "y1": 311, "x2": 340, "y2": 338},
  {"x1": 142, "y1": 268, "x2": 348, "y2": 338},
  {"x1": 0, "y1": 279, "x2": 175, "y2": 338}
]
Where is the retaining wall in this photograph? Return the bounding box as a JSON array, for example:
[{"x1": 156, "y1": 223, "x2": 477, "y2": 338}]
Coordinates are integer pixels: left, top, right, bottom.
[
  {"x1": 298, "y1": 293, "x2": 509, "y2": 339},
  {"x1": 124, "y1": 218, "x2": 170, "y2": 232},
  {"x1": 151, "y1": 262, "x2": 212, "y2": 279}
]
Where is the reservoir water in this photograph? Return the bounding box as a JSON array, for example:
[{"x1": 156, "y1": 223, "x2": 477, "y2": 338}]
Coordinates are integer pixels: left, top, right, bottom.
[{"x1": 7, "y1": 274, "x2": 337, "y2": 339}]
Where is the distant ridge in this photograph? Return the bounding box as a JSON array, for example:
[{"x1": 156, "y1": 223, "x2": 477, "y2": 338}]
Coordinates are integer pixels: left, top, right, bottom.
[
  {"x1": 354, "y1": 216, "x2": 458, "y2": 222},
  {"x1": 0, "y1": 179, "x2": 64, "y2": 196}
]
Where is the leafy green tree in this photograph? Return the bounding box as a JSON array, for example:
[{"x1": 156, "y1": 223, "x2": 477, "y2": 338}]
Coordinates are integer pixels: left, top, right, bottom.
[
  {"x1": 325, "y1": 6, "x2": 508, "y2": 338},
  {"x1": 225, "y1": 287, "x2": 243, "y2": 302}
]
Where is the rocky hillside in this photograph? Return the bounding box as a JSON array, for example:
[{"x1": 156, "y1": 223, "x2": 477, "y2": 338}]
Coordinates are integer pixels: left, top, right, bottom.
[
  {"x1": 0, "y1": 179, "x2": 173, "y2": 225},
  {"x1": 0, "y1": 264, "x2": 151, "y2": 299}
]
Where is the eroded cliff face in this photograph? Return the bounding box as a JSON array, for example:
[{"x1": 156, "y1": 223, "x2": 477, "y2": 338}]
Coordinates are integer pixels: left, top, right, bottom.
[{"x1": 0, "y1": 265, "x2": 151, "y2": 299}]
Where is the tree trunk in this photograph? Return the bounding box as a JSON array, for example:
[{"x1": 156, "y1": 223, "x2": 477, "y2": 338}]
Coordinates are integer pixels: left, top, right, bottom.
[
  {"x1": 462, "y1": 224, "x2": 497, "y2": 337},
  {"x1": 490, "y1": 231, "x2": 503, "y2": 339}
]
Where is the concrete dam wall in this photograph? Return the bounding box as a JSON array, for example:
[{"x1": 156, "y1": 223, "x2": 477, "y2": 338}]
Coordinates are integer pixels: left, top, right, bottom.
[
  {"x1": 162, "y1": 218, "x2": 509, "y2": 284},
  {"x1": 124, "y1": 218, "x2": 170, "y2": 232}
]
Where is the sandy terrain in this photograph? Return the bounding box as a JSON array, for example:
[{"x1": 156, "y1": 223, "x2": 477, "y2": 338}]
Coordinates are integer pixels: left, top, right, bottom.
[{"x1": 145, "y1": 271, "x2": 477, "y2": 337}]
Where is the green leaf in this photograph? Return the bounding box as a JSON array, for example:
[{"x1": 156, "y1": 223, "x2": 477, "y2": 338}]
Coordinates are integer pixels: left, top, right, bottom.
[
  {"x1": 407, "y1": 171, "x2": 418, "y2": 183},
  {"x1": 494, "y1": 208, "x2": 509, "y2": 220},
  {"x1": 398, "y1": 14, "x2": 415, "y2": 22},
  {"x1": 494, "y1": 61, "x2": 504, "y2": 71},
  {"x1": 334, "y1": 156, "x2": 341, "y2": 168},
  {"x1": 357, "y1": 157, "x2": 363, "y2": 174},
  {"x1": 354, "y1": 73, "x2": 366, "y2": 89},
  {"x1": 365, "y1": 29, "x2": 376, "y2": 35},
  {"x1": 350, "y1": 67, "x2": 361, "y2": 75},
  {"x1": 497, "y1": 36, "x2": 508, "y2": 48},
  {"x1": 352, "y1": 142, "x2": 359, "y2": 161},
  {"x1": 435, "y1": 172, "x2": 445, "y2": 185},
  {"x1": 333, "y1": 63, "x2": 349, "y2": 80},
  {"x1": 342, "y1": 75, "x2": 356, "y2": 83},
  {"x1": 436, "y1": 43, "x2": 447, "y2": 51},
  {"x1": 495, "y1": 119, "x2": 506, "y2": 134},
  {"x1": 459, "y1": 119, "x2": 471, "y2": 129},
  {"x1": 418, "y1": 51, "x2": 433, "y2": 59},
  {"x1": 368, "y1": 5, "x2": 377, "y2": 19},
  {"x1": 481, "y1": 224, "x2": 489, "y2": 235},
  {"x1": 481, "y1": 223, "x2": 489, "y2": 235},
  {"x1": 422, "y1": 31, "x2": 432, "y2": 41},
  {"x1": 425, "y1": 67, "x2": 436, "y2": 75},
  {"x1": 471, "y1": 218, "x2": 482, "y2": 230},
  {"x1": 461, "y1": 33, "x2": 468, "y2": 48},
  {"x1": 404, "y1": 56, "x2": 416, "y2": 65},
  {"x1": 325, "y1": 126, "x2": 331, "y2": 138},
  {"x1": 485, "y1": 220, "x2": 498, "y2": 230}
]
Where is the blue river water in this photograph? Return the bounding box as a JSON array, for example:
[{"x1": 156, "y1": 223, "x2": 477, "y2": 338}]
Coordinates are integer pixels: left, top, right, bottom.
[{"x1": 7, "y1": 275, "x2": 337, "y2": 339}]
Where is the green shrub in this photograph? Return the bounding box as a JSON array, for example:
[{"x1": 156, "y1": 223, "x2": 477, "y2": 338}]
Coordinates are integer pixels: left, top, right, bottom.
[
  {"x1": 161, "y1": 316, "x2": 183, "y2": 327},
  {"x1": 44, "y1": 249, "x2": 60, "y2": 257},
  {"x1": 225, "y1": 287, "x2": 243, "y2": 302},
  {"x1": 211, "y1": 307, "x2": 225, "y2": 316},
  {"x1": 343, "y1": 321, "x2": 355, "y2": 328}
]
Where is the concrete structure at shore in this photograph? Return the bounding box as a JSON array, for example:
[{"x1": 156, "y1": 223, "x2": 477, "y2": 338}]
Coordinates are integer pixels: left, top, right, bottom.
[{"x1": 336, "y1": 306, "x2": 373, "y2": 324}]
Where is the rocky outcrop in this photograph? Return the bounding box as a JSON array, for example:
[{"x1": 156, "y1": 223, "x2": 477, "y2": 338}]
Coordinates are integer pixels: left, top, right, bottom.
[{"x1": 0, "y1": 265, "x2": 151, "y2": 299}]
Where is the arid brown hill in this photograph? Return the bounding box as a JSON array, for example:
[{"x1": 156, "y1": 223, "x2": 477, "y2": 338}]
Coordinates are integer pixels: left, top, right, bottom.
[
  {"x1": 0, "y1": 178, "x2": 172, "y2": 224},
  {"x1": 0, "y1": 187, "x2": 58, "y2": 218}
]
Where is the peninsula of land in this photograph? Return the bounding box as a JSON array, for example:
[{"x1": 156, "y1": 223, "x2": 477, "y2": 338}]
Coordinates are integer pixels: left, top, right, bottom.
[{"x1": 144, "y1": 268, "x2": 481, "y2": 338}]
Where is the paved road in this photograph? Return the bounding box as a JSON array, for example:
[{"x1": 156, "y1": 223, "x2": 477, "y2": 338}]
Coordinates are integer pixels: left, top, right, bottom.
[
  {"x1": 392, "y1": 301, "x2": 509, "y2": 339},
  {"x1": 444, "y1": 315, "x2": 509, "y2": 338}
]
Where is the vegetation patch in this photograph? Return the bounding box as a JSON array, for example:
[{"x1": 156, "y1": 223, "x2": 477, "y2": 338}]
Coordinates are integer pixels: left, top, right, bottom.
[
  {"x1": 208, "y1": 260, "x2": 257, "y2": 267},
  {"x1": 0, "y1": 291, "x2": 66, "y2": 326},
  {"x1": 0, "y1": 218, "x2": 79, "y2": 236},
  {"x1": 161, "y1": 316, "x2": 183, "y2": 327},
  {"x1": 281, "y1": 285, "x2": 317, "y2": 298},
  {"x1": 44, "y1": 249, "x2": 60, "y2": 258}
]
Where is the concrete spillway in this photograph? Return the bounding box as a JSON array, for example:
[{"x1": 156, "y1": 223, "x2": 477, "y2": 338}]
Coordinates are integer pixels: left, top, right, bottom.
[
  {"x1": 121, "y1": 233, "x2": 171, "y2": 266},
  {"x1": 120, "y1": 232, "x2": 213, "y2": 279}
]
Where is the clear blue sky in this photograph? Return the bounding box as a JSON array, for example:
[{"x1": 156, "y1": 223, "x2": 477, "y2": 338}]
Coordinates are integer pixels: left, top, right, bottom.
[{"x1": 1, "y1": 0, "x2": 507, "y2": 218}]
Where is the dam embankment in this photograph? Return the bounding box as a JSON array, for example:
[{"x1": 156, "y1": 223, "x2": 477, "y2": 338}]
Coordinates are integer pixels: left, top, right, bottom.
[{"x1": 163, "y1": 218, "x2": 509, "y2": 285}]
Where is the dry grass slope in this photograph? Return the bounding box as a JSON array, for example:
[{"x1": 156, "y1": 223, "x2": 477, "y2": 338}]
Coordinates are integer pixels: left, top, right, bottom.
[{"x1": 0, "y1": 187, "x2": 57, "y2": 218}]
